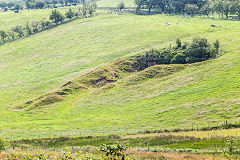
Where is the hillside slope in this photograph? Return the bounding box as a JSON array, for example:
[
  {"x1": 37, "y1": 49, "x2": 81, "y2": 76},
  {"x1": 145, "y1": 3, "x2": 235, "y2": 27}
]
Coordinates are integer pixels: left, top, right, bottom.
[{"x1": 0, "y1": 14, "x2": 239, "y2": 139}]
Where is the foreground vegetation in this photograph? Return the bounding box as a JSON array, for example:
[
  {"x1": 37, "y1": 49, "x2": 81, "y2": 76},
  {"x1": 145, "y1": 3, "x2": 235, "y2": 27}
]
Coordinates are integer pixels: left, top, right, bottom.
[{"x1": 0, "y1": 128, "x2": 239, "y2": 159}]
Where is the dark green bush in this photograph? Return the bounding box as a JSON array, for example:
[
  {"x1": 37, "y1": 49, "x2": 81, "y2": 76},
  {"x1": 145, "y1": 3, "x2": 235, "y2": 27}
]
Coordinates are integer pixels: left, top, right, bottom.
[
  {"x1": 136, "y1": 37, "x2": 220, "y2": 69},
  {"x1": 185, "y1": 37, "x2": 211, "y2": 63}
]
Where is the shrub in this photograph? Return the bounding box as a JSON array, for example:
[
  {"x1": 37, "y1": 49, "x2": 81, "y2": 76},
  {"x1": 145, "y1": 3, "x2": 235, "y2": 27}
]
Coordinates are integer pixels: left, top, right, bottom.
[
  {"x1": 135, "y1": 37, "x2": 221, "y2": 69},
  {"x1": 0, "y1": 137, "x2": 5, "y2": 151},
  {"x1": 171, "y1": 53, "x2": 187, "y2": 64},
  {"x1": 185, "y1": 37, "x2": 211, "y2": 63},
  {"x1": 100, "y1": 143, "x2": 127, "y2": 159}
]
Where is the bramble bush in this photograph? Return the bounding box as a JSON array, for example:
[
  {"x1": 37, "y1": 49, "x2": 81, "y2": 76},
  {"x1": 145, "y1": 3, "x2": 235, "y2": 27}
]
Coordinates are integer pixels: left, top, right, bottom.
[{"x1": 100, "y1": 143, "x2": 128, "y2": 160}]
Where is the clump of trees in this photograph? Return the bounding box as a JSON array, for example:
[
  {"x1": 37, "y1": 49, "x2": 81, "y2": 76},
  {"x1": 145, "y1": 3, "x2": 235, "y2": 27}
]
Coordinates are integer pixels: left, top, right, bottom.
[
  {"x1": 0, "y1": 0, "x2": 97, "y2": 12},
  {"x1": 134, "y1": 0, "x2": 240, "y2": 19},
  {"x1": 0, "y1": 5, "x2": 95, "y2": 45},
  {"x1": 136, "y1": 38, "x2": 221, "y2": 70}
]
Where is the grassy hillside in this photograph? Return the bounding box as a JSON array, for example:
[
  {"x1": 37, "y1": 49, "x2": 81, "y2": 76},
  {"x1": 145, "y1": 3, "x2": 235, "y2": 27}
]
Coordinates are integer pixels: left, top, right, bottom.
[
  {"x1": 0, "y1": 8, "x2": 84, "y2": 31},
  {"x1": 0, "y1": 13, "x2": 239, "y2": 139},
  {"x1": 0, "y1": 10, "x2": 51, "y2": 30}
]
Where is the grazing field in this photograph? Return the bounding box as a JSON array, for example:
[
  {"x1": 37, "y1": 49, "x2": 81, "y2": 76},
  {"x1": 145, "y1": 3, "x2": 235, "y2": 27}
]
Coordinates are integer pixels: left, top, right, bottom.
[
  {"x1": 0, "y1": 10, "x2": 52, "y2": 30},
  {"x1": 0, "y1": 7, "x2": 84, "y2": 31},
  {"x1": 96, "y1": 0, "x2": 135, "y2": 7},
  {"x1": 0, "y1": 12, "x2": 240, "y2": 140}
]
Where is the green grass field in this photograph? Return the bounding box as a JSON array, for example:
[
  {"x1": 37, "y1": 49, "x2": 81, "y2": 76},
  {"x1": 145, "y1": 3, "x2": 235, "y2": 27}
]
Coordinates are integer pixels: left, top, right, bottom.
[
  {"x1": 0, "y1": 11, "x2": 240, "y2": 140},
  {"x1": 0, "y1": 7, "x2": 86, "y2": 32},
  {"x1": 96, "y1": 0, "x2": 135, "y2": 7},
  {"x1": 0, "y1": 10, "x2": 52, "y2": 30}
]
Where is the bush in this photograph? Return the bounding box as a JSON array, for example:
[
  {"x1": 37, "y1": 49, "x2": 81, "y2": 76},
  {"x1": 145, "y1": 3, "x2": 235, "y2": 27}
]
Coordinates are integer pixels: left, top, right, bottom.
[
  {"x1": 171, "y1": 53, "x2": 187, "y2": 64},
  {"x1": 185, "y1": 37, "x2": 211, "y2": 63},
  {"x1": 0, "y1": 137, "x2": 5, "y2": 151},
  {"x1": 136, "y1": 37, "x2": 220, "y2": 69}
]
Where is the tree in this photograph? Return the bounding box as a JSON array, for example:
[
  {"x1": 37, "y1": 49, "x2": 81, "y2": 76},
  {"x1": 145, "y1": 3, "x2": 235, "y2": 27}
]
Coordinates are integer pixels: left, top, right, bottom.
[
  {"x1": 0, "y1": 2, "x2": 7, "y2": 10},
  {"x1": 81, "y1": 6, "x2": 87, "y2": 17},
  {"x1": 26, "y1": 0, "x2": 35, "y2": 9},
  {"x1": 0, "y1": 31, "x2": 7, "y2": 43},
  {"x1": 117, "y1": 1, "x2": 125, "y2": 11},
  {"x1": 222, "y1": 0, "x2": 231, "y2": 18},
  {"x1": 185, "y1": 3, "x2": 199, "y2": 16},
  {"x1": 134, "y1": 0, "x2": 144, "y2": 13},
  {"x1": 12, "y1": 25, "x2": 25, "y2": 37},
  {"x1": 185, "y1": 37, "x2": 211, "y2": 63},
  {"x1": 173, "y1": 0, "x2": 187, "y2": 13},
  {"x1": 7, "y1": 2, "x2": 14, "y2": 8},
  {"x1": 13, "y1": 3, "x2": 23, "y2": 11},
  {"x1": 230, "y1": 0, "x2": 240, "y2": 19},
  {"x1": 50, "y1": 9, "x2": 64, "y2": 25},
  {"x1": 53, "y1": 0, "x2": 58, "y2": 7},
  {"x1": 32, "y1": 21, "x2": 40, "y2": 32},
  {"x1": 65, "y1": 8, "x2": 75, "y2": 19},
  {"x1": 145, "y1": 0, "x2": 159, "y2": 13},
  {"x1": 59, "y1": 0, "x2": 65, "y2": 6},
  {"x1": 214, "y1": 0, "x2": 224, "y2": 18},
  {"x1": 35, "y1": 0, "x2": 45, "y2": 9},
  {"x1": 25, "y1": 22, "x2": 32, "y2": 36},
  {"x1": 7, "y1": 31, "x2": 15, "y2": 40},
  {"x1": 88, "y1": 4, "x2": 95, "y2": 16},
  {"x1": 200, "y1": 3, "x2": 212, "y2": 17}
]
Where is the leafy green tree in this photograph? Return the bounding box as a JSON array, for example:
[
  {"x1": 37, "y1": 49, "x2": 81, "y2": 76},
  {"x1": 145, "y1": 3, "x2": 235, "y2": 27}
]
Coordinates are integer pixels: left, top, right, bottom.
[
  {"x1": 230, "y1": 0, "x2": 240, "y2": 19},
  {"x1": 35, "y1": 0, "x2": 45, "y2": 9},
  {"x1": 50, "y1": 9, "x2": 64, "y2": 25},
  {"x1": 185, "y1": 4, "x2": 199, "y2": 16},
  {"x1": 13, "y1": 3, "x2": 23, "y2": 11},
  {"x1": 185, "y1": 37, "x2": 211, "y2": 63},
  {"x1": 88, "y1": 4, "x2": 95, "y2": 16},
  {"x1": 7, "y1": 31, "x2": 15, "y2": 40},
  {"x1": 59, "y1": 0, "x2": 65, "y2": 6},
  {"x1": 214, "y1": 0, "x2": 224, "y2": 18},
  {"x1": 7, "y1": 2, "x2": 14, "y2": 8},
  {"x1": 222, "y1": 0, "x2": 231, "y2": 18},
  {"x1": 25, "y1": 22, "x2": 32, "y2": 36},
  {"x1": 65, "y1": 8, "x2": 75, "y2": 19},
  {"x1": 200, "y1": 3, "x2": 212, "y2": 17},
  {"x1": 117, "y1": 1, "x2": 125, "y2": 11},
  {"x1": 26, "y1": 0, "x2": 35, "y2": 9},
  {"x1": 12, "y1": 25, "x2": 25, "y2": 37},
  {"x1": 53, "y1": 0, "x2": 58, "y2": 7},
  {"x1": 81, "y1": 6, "x2": 87, "y2": 17},
  {"x1": 0, "y1": 2, "x2": 7, "y2": 10},
  {"x1": 32, "y1": 21, "x2": 40, "y2": 32}
]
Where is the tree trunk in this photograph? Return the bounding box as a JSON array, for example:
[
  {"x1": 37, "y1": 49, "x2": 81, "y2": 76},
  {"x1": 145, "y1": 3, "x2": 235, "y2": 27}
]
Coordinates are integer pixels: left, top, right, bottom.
[
  {"x1": 161, "y1": 6, "x2": 165, "y2": 13},
  {"x1": 148, "y1": 6, "x2": 152, "y2": 13}
]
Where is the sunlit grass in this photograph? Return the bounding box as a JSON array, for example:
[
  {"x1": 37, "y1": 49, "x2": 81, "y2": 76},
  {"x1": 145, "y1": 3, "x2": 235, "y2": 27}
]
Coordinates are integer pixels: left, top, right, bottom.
[{"x1": 0, "y1": 13, "x2": 239, "y2": 139}]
